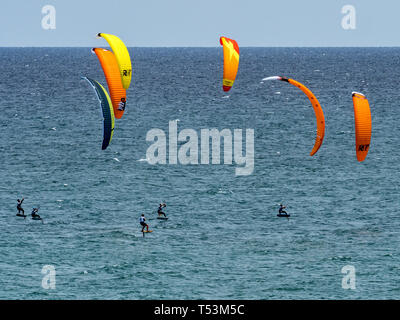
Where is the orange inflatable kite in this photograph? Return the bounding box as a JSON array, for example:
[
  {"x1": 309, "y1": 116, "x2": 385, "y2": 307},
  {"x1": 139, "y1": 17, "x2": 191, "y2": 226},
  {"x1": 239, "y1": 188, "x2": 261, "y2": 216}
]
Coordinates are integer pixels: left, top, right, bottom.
[
  {"x1": 352, "y1": 92, "x2": 371, "y2": 162},
  {"x1": 92, "y1": 48, "x2": 126, "y2": 119},
  {"x1": 220, "y1": 36, "x2": 239, "y2": 92},
  {"x1": 263, "y1": 76, "x2": 325, "y2": 156}
]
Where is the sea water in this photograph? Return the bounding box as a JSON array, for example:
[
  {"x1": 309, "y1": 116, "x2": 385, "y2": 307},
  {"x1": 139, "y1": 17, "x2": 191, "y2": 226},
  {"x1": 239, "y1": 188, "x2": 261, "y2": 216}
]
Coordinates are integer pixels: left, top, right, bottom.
[{"x1": 0, "y1": 47, "x2": 399, "y2": 299}]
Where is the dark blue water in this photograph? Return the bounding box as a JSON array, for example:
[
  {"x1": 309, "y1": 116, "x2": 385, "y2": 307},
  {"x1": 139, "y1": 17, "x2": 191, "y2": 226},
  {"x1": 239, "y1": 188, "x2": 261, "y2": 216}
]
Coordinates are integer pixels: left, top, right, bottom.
[{"x1": 0, "y1": 47, "x2": 399, "y2": 299}]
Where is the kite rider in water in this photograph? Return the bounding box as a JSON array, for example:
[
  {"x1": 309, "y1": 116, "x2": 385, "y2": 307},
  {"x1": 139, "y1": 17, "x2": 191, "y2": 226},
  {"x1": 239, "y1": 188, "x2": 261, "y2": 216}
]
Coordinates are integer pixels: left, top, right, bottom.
[
  {"x1": 157, "y1": 203, "x2": 167, "y2": 217},
  {"x1": 279, "y1": 204, "x2": 288, "y2": 216},
  {"x1": 17, "y1": 198, "x2": 25, "y2": 215},
  {"x1": 31, "y1": 207, "x2": 41, "y2": 219},
  {"x1": 140, "y1": 214, "x2": 149, "y2": 232},
  {"x1": 118, "y1": 97, "x2": 126, "y2": 111}
]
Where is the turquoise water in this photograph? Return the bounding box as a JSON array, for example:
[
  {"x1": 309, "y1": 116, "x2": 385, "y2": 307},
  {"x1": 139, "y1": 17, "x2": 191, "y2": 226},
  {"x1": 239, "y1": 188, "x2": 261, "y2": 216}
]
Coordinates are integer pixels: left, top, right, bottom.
[{"x1": 0, "y1": 48, "x2": 399, "y2": 299}]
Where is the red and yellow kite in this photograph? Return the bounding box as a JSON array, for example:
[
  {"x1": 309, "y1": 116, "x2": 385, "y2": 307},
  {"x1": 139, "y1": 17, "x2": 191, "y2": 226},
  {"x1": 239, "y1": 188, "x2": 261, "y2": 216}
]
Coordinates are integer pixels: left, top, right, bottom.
[{"x1": 220, "y1": 36, "x2": 239, "y2": 92}]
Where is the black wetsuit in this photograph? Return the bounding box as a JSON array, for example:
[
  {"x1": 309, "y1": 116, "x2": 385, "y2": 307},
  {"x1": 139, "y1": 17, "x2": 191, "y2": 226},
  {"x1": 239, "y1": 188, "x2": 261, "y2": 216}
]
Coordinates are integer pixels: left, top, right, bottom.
[
  {"x1": 17, "y1": 200, "x2": 24, "y2": 214},
  {"x1": 158, "y1": 205, "x2": 166, "y2": 217},
  {"x1": 140, "y1": 216, "x2": 148, "y2": 232},
  {"x1": 279, "y1": 206, "x2": 287, "y2": 215},
  {"x1": 31, "y1": 209, "x2": 40, "y2": 219}
]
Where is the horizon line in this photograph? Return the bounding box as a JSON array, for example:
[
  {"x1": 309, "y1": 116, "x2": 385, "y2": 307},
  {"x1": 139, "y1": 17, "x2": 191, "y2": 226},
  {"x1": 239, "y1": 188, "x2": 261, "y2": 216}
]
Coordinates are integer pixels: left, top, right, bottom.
[{"x1": 1, "y1": 46, "x2": 400, "y2": 49}]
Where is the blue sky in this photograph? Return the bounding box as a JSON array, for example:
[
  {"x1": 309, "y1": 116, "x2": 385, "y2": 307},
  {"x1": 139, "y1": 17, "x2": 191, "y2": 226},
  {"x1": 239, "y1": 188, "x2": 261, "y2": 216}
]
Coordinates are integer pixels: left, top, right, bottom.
[{"x1": 0, "y1": 0, "x2": 398, "y2": 47}]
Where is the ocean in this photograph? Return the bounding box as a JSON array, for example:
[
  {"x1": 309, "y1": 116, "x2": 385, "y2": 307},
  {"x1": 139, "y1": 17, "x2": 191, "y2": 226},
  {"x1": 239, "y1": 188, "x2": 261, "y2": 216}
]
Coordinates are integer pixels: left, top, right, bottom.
[{"x1": 0, "y1": 47, "x2": 399, "y2": 299}]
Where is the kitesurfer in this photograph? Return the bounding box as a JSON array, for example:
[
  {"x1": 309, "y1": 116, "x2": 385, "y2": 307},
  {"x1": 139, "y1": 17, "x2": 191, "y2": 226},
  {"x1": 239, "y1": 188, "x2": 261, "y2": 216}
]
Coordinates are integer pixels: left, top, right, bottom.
[
  {"x1": 118, "y1": 97, "x2": 126, "y2": 111},
  {"x1": 31, "y1": 207, "x2": 40, "y2": 219},
  {"x1": 279, "y1": 204, "x2": 288, "y2": 216},
  {"x1": 17, "y1": 198, "x2": 25, "y2": 215},
  {"x1": 140, "y1": 214, "x2": 149, "y2": 232},
  {"x1": 157, "y1": 203, "x2": 166, "y2": 217}
]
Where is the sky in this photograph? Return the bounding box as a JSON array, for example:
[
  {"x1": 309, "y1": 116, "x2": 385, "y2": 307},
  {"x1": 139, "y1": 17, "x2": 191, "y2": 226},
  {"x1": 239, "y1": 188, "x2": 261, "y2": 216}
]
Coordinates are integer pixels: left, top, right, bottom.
[{"x1": 0, "y1": 0, "x2": 398, "y2": 47}]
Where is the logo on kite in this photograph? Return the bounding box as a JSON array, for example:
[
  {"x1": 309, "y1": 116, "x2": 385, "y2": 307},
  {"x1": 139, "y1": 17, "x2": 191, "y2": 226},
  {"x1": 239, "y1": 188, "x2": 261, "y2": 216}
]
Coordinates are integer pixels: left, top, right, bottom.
[
  {"x1": 262, "y1": 76, "x2": 326, "y2": 156},
  {"x1": 220, "y1": 36, "x2": 239, "y2": 92}
]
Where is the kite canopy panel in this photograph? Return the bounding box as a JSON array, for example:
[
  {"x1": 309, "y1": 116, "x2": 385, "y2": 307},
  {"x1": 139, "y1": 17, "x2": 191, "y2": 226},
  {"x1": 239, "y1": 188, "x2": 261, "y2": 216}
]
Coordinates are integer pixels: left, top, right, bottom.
[
  {"x1": 262, "y1": 76, "x2": 326, "y2": 156},
  {"x1": 220, "y1": 36, "x2": 239, "y2": 92},
  {"x1": 92, "y1": 48, "x2": 126, "y2": 119},
  {"x1": 97, "y1": 33, "x2": 132, "y2": 89},
  {"x1": 82, "y1": 77, "x2": 115, "y2": 150},
  {"x1": 352, "y1": 92, "x2": 371, "y2": 162}
]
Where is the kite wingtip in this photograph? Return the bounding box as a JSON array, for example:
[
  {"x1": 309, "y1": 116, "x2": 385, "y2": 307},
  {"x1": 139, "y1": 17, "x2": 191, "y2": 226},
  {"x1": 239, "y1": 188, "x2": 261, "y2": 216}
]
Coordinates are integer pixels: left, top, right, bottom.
[
  {"x1": 262, "y1": 76, "x2": 282, "y2": 81},
  {"x1": 352, "y1": 91, "x2": 365, "y2": 97}
]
